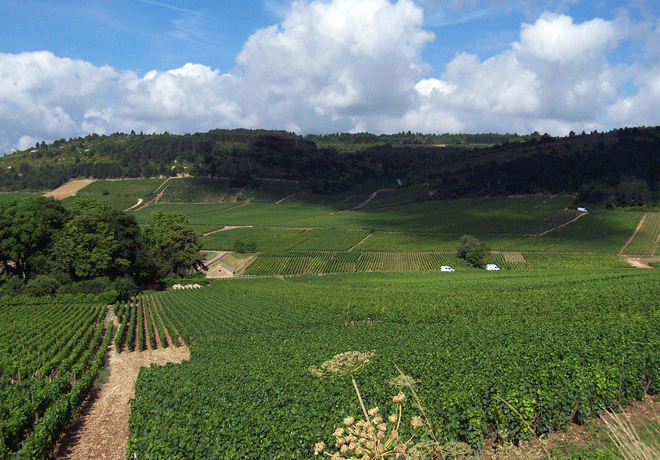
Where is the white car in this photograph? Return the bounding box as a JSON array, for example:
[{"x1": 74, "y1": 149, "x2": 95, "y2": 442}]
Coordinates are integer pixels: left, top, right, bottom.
[{"x1": 441, "y1": 266, "x2": 455, "y2": 272}]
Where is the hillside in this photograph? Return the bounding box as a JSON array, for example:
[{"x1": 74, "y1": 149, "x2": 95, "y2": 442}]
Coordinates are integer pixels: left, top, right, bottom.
[{"x1": 1, "y1": 126, "x2": 659, "y2": 207}]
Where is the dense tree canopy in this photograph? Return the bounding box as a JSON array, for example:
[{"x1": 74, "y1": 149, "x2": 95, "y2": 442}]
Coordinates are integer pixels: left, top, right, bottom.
[
  {"x1": 1, "y1": 126, "x2": 659, "y2": 207},
  {"x1": 0, "y1": 198, "x2": 204, "y2": 298},
  {"x1": 144, "y1": 211, "x2": 204, "y2": 278},
  {"x1": 0, "y1": 197, "x2": 69, "y2": 280}
]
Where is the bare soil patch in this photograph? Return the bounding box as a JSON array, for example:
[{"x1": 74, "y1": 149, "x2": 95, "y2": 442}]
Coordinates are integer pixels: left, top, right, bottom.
[
  {"x1": 503, "y1": 252, "x2": 526, "y2": 263},
  {"x1": 43, "y1": 179, "x2": 95, "y2": 200},
  {"x1": 620, "y1": 256, "x2": 660, "y2": 268},
  {"x1": 54, "y1": 343, "x2": 189, "y2": 459}
]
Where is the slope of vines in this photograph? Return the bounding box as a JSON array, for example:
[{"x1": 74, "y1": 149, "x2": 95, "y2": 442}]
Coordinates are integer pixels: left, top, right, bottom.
[
  {"x1": 0, "y1": 303, "x2": 110, "y2": 458},
  {"x1": 127, "y1": 269, "x2": 660, "y2": 459}
]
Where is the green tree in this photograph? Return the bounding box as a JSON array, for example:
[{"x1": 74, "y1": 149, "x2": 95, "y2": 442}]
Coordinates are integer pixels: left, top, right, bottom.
[
  {"x1": 457, "y1": 234, "x2": 490, "y2": 268},
  {"x1": 144, "y1": 211, "x2": 204, "y2": 278},
  {"x1": 53, "y1": 206, "x2": 120, "y2": 280},
  {"x1": 52, "y1": 198, "x2": 148, "y2": 281},
  {"x1": 0, "y1": 197, "x2": 69, "y2": 280},
  {"x1": 457, "y1": 234, "x2": 483, "y2": 259}
]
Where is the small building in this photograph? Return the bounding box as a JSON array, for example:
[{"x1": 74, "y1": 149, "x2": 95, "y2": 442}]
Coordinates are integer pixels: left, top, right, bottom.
[
  {"x1": 577, "y1": 207, "x2": 588, "y2": 213},
  {"x1": 440, "y1": 266, "x2": 455, "y2": 272},
  {"x1": 485, "y1": 264, "x2": 500, "y2": 271}
]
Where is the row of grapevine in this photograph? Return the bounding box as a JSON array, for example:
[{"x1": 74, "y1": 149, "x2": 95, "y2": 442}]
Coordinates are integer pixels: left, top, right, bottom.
[
  {"x1": 0, "y1": 303, "x2": 110, "y2": 458},
  {"x1": 491, "y1": 252, "x2": 630, "y2": 270},
  {"x1": 11, "y1": 321, "x2": 115, "y2": 459},
  {"x1": 137, "y1": 298, "x2": 145, "y2": 351},
  {"x1": 621, "y1": 213, "x2": 660, "y2": 255},
  {"x1": 113, "y1": 297, "x2": 182, "y2": 352},
  {"x1": 128, "y1": 270, "x2": 660, "y2": 458},
  {"x1": 244, "y1": 251, "x2": 628, "y2": 276}
]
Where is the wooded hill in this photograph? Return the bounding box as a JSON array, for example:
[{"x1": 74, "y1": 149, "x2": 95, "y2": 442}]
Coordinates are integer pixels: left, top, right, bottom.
[{"x1": 1, "y1": 126, "x2": 659, "y2": 208}]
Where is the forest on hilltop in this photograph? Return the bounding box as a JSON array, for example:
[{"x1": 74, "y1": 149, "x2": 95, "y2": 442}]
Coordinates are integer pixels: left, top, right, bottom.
[{"x1": 1, "y1": 126, "x2": 659, "y2": 208}]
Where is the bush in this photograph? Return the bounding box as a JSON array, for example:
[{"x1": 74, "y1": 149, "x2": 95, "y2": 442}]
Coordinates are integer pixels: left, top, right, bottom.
[
  {"x1": 113, "y1": 276, "x2": 139, "y2": 301},
  {"x1": 97, "y1": 290, "x2": 119, "y2": 305},
  {"x1": 0, "y1": 276, "x2": 25, "y2": 296},
  {"x1": 457, "y1": 234, "x2": 491, "y2": 268},
  {"x1": 465, "y1": 247, "x2": 488, "y2": 269},
  {"x1": 62, "y1": 277, "x2": 113, "y2": 296},
  {"x1": 25, "y1": 275, "x2": 60, "y2": 297}
]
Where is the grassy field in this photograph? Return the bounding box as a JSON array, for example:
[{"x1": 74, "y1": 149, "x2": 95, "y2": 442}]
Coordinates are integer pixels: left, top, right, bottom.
[
  {"x1": 69, "y1": 178, "x2": 165, "y2": 210},
  {"x1": 0, "y1": 191, "x2": 41, "y2": 202}
]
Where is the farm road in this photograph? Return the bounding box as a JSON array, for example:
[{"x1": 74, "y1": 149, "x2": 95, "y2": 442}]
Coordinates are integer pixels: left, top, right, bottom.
[{"x1": 55, "y1": 340, "x2": 189, "y2": 459}]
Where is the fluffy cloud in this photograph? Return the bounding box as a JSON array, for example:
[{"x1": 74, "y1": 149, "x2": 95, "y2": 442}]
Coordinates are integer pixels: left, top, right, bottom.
[
  {"x1": 0, "y1": 3, "x2": 658, "y2": 153},
  {"x1": 0, "y1": 51, "x2": 117, "y2": 152},
  {"x1": 403, "y1": 12, "x2": 628, "y2": 134},
  {"x1": 234, "y1": 0, "x2": 434, "y2": 131}
]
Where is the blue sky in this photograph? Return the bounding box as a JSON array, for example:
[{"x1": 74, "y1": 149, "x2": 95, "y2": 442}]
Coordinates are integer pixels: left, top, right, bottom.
[{"x1": 1, "y1": 0, "x2": 659, "y2": 152}]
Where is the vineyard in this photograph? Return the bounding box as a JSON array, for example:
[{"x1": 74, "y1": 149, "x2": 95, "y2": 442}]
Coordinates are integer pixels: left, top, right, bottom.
[
  {"x1": 112, "y1": 296, "x2": 183, "y2": 352},
  {"x1": 126, "y1": 269, "x2": 660, "y2": 459},
  {"x1": 0, "y1": 302, "x2": 113, "y2": 458},
  {"x1": 242, "y1": 250, "x2": 629, "y2": 276},
  {"x1": 621, "y1": 213, "x2": 660, "y2": 255}
]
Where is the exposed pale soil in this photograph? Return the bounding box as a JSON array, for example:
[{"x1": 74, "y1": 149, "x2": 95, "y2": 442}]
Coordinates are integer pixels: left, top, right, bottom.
[
  {"x1": 42, "y1": 179, "x2": 95, "y2": 200},
  {"x1": 54, "y1": 333, "x2": 189, "y2": 459},
  {"x1": 503, "y1": 252, "x2": 526, "y2": 262},
  {"x1": 620, "y1": 256, "x2": 660, "y2": 268}
]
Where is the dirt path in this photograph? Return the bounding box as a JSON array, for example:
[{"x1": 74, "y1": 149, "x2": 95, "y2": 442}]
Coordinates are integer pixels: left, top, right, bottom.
[
  {"x1": 534, "y1": 211, "x2": 585, "y2": 236},
  {"x1": 55, "y1": 342, "x2": 190, "y2": 459},
  {"x1": 43, "y1": 179, "x2": 95, "y2": 200},
  {"x1": 352, "y1": 189, "x2": 394, "y2": 209},
  {"x1": 123, "y1": 198, "x2": 143, "y2": 211}
]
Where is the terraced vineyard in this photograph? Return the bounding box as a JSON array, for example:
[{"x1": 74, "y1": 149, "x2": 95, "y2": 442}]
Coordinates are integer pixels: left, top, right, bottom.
[
  {"x1": 127, "y1": 270, "x2": 660, "y2": 459},
  {"x1": 0, "y1": 302, "x2": 113, "y2": 458},
  {"x1": 621, "y1": 213, "x2": 660, "y2": 255}
]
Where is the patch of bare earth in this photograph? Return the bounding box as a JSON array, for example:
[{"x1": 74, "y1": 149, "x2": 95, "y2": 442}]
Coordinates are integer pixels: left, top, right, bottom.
[
  {"x1": 43, "y1": 179, "x2": 95, "y2": 200},
  {"x1": 620, "y1": 256, "x2": 660, "y2": 268},
  {"x1": 54, "y1": 341, "x2": 189, "y2": 459},
  {"x1": 503, "y1": 252, "x2": 526, "y2": 263}
]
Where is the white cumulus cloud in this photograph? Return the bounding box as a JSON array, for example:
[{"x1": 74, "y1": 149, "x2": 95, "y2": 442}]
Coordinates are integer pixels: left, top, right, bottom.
[
  {"x1": 400, "y1": 12, "x2": 629, "y2": 134},
  {"x1": 0, "y1": 3, "x2": 659, "y2": 153}
]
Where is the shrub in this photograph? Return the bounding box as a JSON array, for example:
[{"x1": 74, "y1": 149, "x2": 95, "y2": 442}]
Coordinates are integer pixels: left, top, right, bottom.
[{"x1": 25, "y1": 275, "x2": 60, "y2": 297}]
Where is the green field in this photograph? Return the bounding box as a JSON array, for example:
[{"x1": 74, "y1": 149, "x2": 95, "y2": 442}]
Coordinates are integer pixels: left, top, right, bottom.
[
  {"x1": 71, "y1": 178, "x2": 166, "y2": 210},
  {"x1": 0, "y1": 191, "x2": 42, "y2": 202},
  {"x1": 125, "y1": 269, "x2": 660, "y2": 458},
  {"x1": 129, "y1": 191, "x2": 647, "y2": 275},
  {"x1": 2, "y1": 183, "x2": 660, "y2": 459},
  {"x1": 621, "y1": 213, "x2": 660, "y2": 255}
]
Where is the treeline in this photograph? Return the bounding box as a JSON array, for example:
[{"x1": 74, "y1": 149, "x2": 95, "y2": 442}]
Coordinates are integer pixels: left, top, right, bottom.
[
  {"x1": 2, "y1": 126, "x2": 660, "y2": 207},
  {"x1": 0, "y1": 197, "x2": 203, "y2": 299}
]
